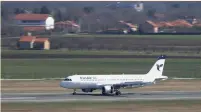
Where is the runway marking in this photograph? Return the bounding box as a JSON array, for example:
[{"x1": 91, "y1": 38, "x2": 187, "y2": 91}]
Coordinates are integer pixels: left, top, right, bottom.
[
  {"x1": 1, "y1": 97, "x2": 36, "y2": 100},
  {"x1": 2, "y1": 97, "x2": 201, "y2": 103},
  {"x1": 2, "y1": 91, "x2": 201, "y2": 103}
]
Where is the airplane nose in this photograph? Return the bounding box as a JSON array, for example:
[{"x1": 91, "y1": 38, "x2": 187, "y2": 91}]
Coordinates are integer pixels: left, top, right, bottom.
[{"x1": 60, "y1": 81, "x2": 65, "y2": 88}]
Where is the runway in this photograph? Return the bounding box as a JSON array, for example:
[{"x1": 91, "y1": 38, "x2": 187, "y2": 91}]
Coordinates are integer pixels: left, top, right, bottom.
[
  {"x1": 2, "y1": 53, "x2": 201, "y2": 59},
  {"x1": 2, "y1": 91, "x2": 201, "y2": 103}
]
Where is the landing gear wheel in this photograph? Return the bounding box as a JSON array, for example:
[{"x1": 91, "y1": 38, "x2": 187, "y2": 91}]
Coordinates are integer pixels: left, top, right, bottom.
[
  {"x1": 102, "y1": 91, "x2": 107, "y2": 96},
  {"x1": 115, "y1": 91, "x2": 121, "y2": 95},
  {"x1": 72, "y1": 89, "x2": 76, "y2": 95}
]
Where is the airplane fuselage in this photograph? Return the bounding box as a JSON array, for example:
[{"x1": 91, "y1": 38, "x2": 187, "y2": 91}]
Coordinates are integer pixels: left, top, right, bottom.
[
  {"x1": 60, "y1": 55, "x2": 168, "y2": 95},
  {"x1": 60, "y1": 74, "x2": 167, "y2": 89}
]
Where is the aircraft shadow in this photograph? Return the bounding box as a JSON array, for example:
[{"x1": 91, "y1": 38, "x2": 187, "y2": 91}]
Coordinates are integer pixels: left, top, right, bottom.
[
  {"x1": 72, "y1": 93, "x2": 128, "y2": 97},
  {"x1": 70, "y1": 92, "x2": 170, "y2": 96},
  {"x1": 69, "y1": 92, "x2": 151, "y2": 97},
  {"x1": 69, "y1": 92, "x2": 196, "y2": 97}
]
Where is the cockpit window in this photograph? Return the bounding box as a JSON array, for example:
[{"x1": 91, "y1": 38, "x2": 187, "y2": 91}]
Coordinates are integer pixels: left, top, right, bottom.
[{"x1": 64, "y1": 78, "x2": 72, "y2": 81}]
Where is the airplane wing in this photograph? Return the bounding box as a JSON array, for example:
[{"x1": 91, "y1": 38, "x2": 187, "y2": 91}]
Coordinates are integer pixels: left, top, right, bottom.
[
  {"x1": 97, "y1": 81, "x2": 122, "y2": 86},
  {"x1": 96, "y1": 81, "x2": 145, "y2": 88}
]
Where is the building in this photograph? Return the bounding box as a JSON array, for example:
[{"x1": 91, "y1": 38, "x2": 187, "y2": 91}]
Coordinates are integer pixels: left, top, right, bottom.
[
  {"x1": 118, "y1": 21, "x2": 138, "y2": 33},
  {"x1": 33, "y1": 38, "x2": 50, "y2": 50},
  {"x1": 15, "y1": 14, "x2": 54, "y2": 33},
  {"x1": 18, "y1": 36, "x2": 50, "y2": 50},
  {"x1": 100, "y1": 21, "x2": 138, "y2": 34},
  {"x1": 102, "y1": 28, "x2": 125, "y2": 34},
  {"x1": 18, "y1": 36, "x2": 36, "y2": 49},
  {"x1": 55, "y1": 20, "x2": 80, "y2": 33},
  {"x1": 139, "y1": 19, "x2": 193, "y2": 33}
]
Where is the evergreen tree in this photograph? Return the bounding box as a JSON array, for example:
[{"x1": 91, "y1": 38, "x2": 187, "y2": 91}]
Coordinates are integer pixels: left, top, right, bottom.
[
  {"x1": 55, "y1": 9, "x2": 62, "y2": 22},
  {"x1": 40, "y1": 6, "x2": 50, "y2": 14},
  {"x1": 14, "y1": 8, "x2": 24, "y2": 14},
  {"x1": 146, "y1": 9, "x2": 156, "y2": 18},
  {"x1": 33, "y1": 8, "x2": 40, "y2": 13},
  {"x1": 83, "y1": 6, "x2": 94, "y2": 14}
]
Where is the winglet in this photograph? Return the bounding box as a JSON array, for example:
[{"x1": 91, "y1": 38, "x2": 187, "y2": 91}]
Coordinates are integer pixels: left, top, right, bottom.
[{"x1": 157, "y1": 55, "x2": 166, "y2": 60}]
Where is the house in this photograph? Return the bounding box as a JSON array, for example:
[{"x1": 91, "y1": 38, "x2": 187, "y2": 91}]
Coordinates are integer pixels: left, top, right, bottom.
[
  {"x1": 102, "y1": 21, "x2": 138, "y2": 34},
  {"x1": 18, "y1": 36, "x2": 50, "y2": 50},
  {"x1": 139, "y1": 21, "x2": 160, "y2": 33},
  {"x1": 18, "y1": 36, "x2": 36, "y2": 49},
  {"x1": 139, "y1": 19, "x2": 194, "y2": 33},
  {"x1": 170, "y1": 19, "x2": 193, "y2": 28},
  {"x1": 33, "y1": 38, "x2": 50, "y2": 50},
  {"x1": 55, "y1": 20, "x2": 80, "y2": 33},
  {"x1": 102, "y1": 28, "x2": 125, "y2": 34},
  {"x1": 15, "y1": 14, "x2": 54, "y2": 32},
  {"x1": 118, "y1": 21, "x2": 138, "y2": 33}
]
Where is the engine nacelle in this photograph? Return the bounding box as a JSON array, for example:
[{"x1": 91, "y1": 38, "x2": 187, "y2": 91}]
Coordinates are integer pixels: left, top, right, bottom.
[
  {"x1": 81, "y1": 89, "x2": 93, "y2": 93},
  {"x1": 102, "y1": 85, "x2": 114, "y2": 94}
]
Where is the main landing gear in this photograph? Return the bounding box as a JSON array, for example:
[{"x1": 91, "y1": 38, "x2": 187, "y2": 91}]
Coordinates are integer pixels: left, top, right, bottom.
[
  {"x1": 72, "y1": 89, "x2": 76, "y2": 95},
  {"x1": 115, "y1": 90, "x2": 121, "y2": 95},
  {"x1": 101, "y1": 89, "x2": 122, "y2": 96},
  {"x1": 72, "y1": 88, "x2": 122, "y2": 96}
]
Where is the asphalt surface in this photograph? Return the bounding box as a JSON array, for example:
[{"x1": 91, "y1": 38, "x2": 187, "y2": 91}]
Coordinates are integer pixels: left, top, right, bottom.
[
  {"x1": 2, "y1": 54, "x2": 201, "y2": 59},
  {"x1": 2, "y1": 91, "x2": 201, "y2": 103}
]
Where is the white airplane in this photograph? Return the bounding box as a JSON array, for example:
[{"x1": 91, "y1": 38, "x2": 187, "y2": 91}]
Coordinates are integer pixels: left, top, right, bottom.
[{"x1": 60, "y1": 55, "x2": 168, "y2": 95}]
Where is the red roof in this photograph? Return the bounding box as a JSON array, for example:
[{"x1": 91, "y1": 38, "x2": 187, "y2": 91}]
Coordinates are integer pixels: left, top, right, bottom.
[
  {"x1": 15, "y1": 14, "x2": 49, "y2": 20},
  {"x1": 146, "y1": 19, "x2": 193, "y2": 28},
  {"x1": 55, "y1": 20, "x2": 80, "y2": 28},
  {"x1": 170, "y1": 19, "x2": 193, "y2": 27},
  {"x1": 146, "y1": 21, "x2": 158, "y2": 27},
  {"x1": 19, "y1": 36, "x2": 49, "y2": 43},
  {"x1": 24, "y1": 26, "x2": 46, "y2": 31},
  {"x1": 118, "y1": 21, "x2": 137, "y2": 28},
  {"x1": 34, "y1": 38, "x2": 49, "y2": 43},
  {"x1": 19, "y1": 36, "x2": 36, "y2": 42}
]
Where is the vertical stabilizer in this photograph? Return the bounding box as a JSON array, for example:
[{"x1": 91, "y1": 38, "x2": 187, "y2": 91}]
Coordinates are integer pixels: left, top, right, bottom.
[{"x1": 144, "y1": 55, "x2": 167, "y2": 82}]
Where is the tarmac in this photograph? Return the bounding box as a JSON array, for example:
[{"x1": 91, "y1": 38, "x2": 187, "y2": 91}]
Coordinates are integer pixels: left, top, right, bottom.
[
  {"x1": 2, "y1": 54, "x2": 201, "y2": 59},
  {"x1": 2, "y1": 91, "x2": 201, "y2": 103}
]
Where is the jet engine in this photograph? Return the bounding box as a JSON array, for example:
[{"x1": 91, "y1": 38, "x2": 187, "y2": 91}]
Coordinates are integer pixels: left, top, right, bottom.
[
  {"x1": 102, "y1": 85, "x2": 114, "y2": 94},
  {"x1": 81, "y1": 89, "x2": 93, "y2": 93}
]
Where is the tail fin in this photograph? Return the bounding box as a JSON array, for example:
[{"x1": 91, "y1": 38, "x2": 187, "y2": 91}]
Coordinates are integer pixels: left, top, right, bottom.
[{"x1": 145, "y1": 55, "x2": 167, "y2": 82}]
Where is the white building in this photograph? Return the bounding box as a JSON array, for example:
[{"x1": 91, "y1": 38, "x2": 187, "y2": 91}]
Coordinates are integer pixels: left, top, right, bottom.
[{"x1": 15, "y1": 14, "x2": 54, "y2": 31}]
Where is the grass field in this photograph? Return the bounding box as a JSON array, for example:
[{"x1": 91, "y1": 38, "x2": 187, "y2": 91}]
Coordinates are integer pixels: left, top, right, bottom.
[
  {"x1": 2, "y1": 49, "x2": 201, "y2": 56},
  {"x1": 1, "y1": 58, "x2": 201, "y2": 79},
  {"x1": 2, "y1": 100, "x2": 201, "y2": 112},
  {"x1": 50, "y1": 34, "x2": 201, "y2": 40},
  {"x1": 2, "y1": 35, "x2": 201, "y2": 51}
]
